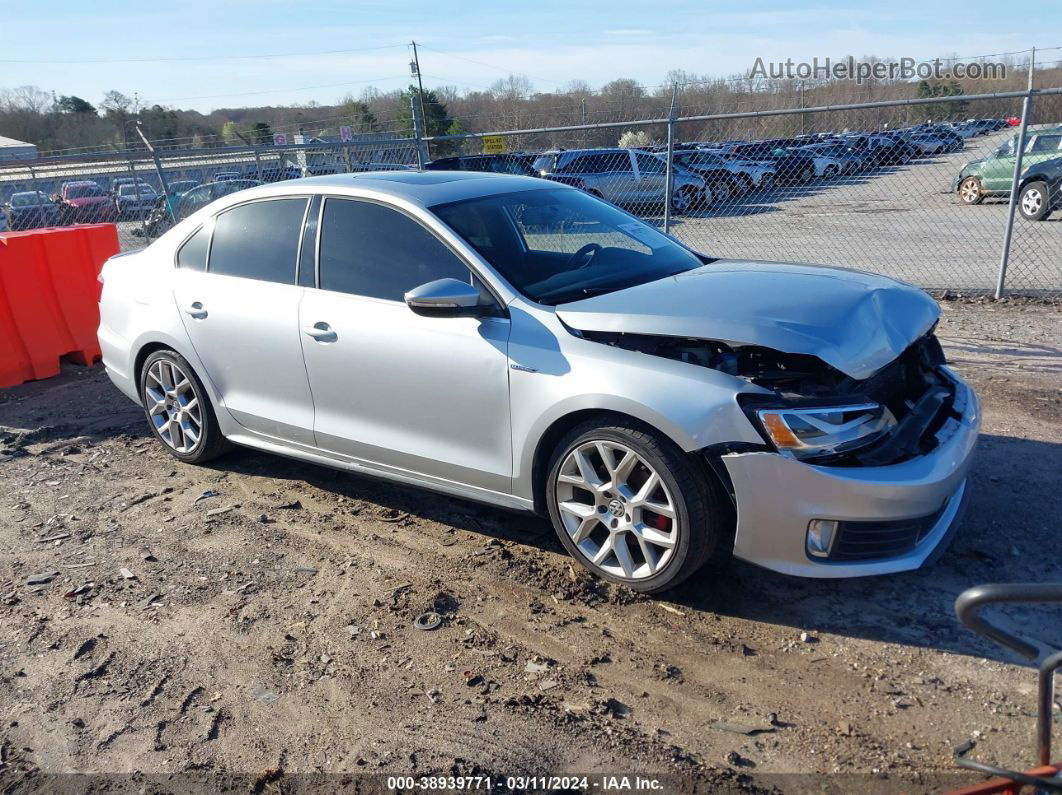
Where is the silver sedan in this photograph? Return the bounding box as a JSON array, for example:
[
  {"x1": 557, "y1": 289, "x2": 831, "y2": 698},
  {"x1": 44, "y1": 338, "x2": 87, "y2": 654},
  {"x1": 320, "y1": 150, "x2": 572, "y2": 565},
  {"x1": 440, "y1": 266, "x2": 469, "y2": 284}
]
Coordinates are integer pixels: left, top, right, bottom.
[{"x1": 98, "y1": 172, "x2": 979, "y2": 593}]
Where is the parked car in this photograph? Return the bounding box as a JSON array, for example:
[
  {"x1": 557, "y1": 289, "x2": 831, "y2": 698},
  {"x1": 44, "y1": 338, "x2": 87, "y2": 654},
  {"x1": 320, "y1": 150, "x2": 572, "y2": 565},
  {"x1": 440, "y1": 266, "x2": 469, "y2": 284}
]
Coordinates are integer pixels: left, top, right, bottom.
[
  {"x1": 1015, "y1": 154, "x2": 1062, "y2": 221},
  {"x1": 790, "y1": 147, "x2": 845, "y2": 178},
  {"x1": 722, "y1": 142, "x2": 818, "y2": 184},
  {"x1": 532, "y1": 148, "x2": 707, "y2": 213},
  {"x1": 111, "y1": 176, "x2": 154, "y2": 196},
  {"x1": 425, "y1": 154, "x2": 585, "y2": 190},
  {"x1": 915, "y1": 126, "x2": 964, "y2": 152},
  {"x1": 953, "y1": 128, "x2": 1062, "y2": 204},
  {"x1": 55, "y1": 180, "x2": 118, "y2": 224},
  {"x1": 672, "y1": 149, "x2": 770, "y2": 194},
  {"x1": 906, "y1": 133, "x2": 953, "y2": 156},
  {"x1": 173, "y1": 179, "x2": 262, "y2": 222},
  {"x1": 214, "y1": 171, "x2": 242, "y2": 182},
  {"x1": 796, "y1": 143, "x2": 866, "y2": 174},
  {"x1": 259, "y1": 166, "x2": 304, "y2": 183},
  {"x1": 115, "y1": 183, "x2": 160, "y2": 219},
  {"x1": 943, "y1": 121, "x2": 982, "y2": 139},
  {"x1": 645, "y1": 152, "x2": 742, "y2": 204},
  {"x1": 99, "y1": 172, "x2": 979, "y2": 593},
  {"x1": 160, "y1": 180, "x2": 200, "y2": 217},
  {"x1": 134, "y1": 179, "x2": 262, "y2": 238},
  {"x1": 2, "y1": 190, "x2": 61, "y2": 230}
]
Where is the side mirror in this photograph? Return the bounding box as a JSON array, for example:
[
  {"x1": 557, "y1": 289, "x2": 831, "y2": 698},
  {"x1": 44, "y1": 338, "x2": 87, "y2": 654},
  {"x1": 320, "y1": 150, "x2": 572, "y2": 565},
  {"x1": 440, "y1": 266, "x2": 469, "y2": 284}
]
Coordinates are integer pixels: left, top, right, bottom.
[{"x1": 405, "y1": 278, "x2": 488, "y2": 318}]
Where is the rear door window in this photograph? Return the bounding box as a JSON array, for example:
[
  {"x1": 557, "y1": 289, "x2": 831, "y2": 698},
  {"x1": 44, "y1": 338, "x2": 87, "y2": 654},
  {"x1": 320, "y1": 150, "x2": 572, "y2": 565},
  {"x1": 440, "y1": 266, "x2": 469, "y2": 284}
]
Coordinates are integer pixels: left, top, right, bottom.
[{"x1": 208, "y1": 198, "x2": 307, "y2": 284}]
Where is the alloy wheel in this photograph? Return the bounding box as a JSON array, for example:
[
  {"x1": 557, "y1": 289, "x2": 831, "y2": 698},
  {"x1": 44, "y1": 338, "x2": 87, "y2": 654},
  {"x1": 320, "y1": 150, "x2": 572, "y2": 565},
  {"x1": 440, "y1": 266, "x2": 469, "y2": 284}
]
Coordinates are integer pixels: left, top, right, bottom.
[
  {"x1": 1021, "y1": 187, "x2": 1043, "y2": 217},
  {"x1": 144, "y1": 359, "x2": 203, "y2": 453},
  {"x1": 554, "y1": 440, "x2": 679, "y2": 581},
  {"x1": 960, "y1": 178, "x2": 982, "y2": 204}
]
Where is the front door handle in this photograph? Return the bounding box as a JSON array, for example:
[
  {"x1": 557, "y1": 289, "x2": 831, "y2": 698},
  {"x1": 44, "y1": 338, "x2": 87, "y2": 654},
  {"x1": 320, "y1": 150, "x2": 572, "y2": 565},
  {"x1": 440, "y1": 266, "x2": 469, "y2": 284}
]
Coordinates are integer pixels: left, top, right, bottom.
[
  {"x1": 303, "y1": 321, "x2": 337, "y2": 343},
  {"x1": 185, "y1": 301, "x2": 208, "y2": 320}
]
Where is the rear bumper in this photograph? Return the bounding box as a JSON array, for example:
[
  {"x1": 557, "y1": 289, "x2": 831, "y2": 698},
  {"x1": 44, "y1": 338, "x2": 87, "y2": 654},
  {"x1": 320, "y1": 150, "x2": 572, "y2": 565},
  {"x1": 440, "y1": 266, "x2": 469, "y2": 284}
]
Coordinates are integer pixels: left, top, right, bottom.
[{"x1": 722, "y1": 369, "x2": 980, "y2": 578}]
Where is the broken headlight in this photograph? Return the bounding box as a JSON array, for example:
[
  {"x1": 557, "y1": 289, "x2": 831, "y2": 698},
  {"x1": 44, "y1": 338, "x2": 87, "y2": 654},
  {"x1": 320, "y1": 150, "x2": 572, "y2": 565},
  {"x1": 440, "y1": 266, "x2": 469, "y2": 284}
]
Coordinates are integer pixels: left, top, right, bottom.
[{"x1": 752, "y1": 402, "x2": 897, "y2": 460}]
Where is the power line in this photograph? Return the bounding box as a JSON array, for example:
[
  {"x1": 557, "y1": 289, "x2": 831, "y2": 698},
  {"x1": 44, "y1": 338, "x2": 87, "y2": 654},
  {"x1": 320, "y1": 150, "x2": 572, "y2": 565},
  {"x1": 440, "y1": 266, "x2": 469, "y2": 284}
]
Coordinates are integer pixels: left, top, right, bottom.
[
  {"x1": 157, "y1": 76, "x2": 411, "y2": 103},
  {"x1": 0, "y1": 43, "x2": 407, "y2": 65}
]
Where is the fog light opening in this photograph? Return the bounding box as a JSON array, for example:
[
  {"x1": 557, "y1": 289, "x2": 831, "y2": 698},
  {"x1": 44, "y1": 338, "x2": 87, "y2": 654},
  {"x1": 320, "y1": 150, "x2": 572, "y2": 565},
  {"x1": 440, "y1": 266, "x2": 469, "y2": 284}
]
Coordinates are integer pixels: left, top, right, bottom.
[{"x1": 807, "y1": 519, "x2": 838, "y2": 558}]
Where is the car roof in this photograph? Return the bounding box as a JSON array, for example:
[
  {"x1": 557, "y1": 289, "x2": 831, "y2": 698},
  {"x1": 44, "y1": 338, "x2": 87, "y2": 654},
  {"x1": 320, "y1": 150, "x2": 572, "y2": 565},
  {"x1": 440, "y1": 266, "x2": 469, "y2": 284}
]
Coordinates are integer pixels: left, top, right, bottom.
[{"x1": 234, "y1": 171, "x2": 557, "y2": 207}]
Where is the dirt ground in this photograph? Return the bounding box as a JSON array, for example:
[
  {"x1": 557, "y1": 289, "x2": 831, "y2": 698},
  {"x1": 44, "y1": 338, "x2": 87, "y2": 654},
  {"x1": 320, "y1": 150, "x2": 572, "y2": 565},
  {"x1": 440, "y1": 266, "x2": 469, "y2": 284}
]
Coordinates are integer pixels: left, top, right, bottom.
[{"x1": 0, "y1": 300, "x2": 1059, "y2": 794}]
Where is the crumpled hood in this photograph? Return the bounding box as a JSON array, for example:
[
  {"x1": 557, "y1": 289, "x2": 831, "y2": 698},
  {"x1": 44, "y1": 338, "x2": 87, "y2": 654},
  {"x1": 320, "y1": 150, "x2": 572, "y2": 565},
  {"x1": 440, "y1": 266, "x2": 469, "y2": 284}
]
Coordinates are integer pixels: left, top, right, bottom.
[{"x1": 555, "y1": 259, "x2": 940, "y2": 380}]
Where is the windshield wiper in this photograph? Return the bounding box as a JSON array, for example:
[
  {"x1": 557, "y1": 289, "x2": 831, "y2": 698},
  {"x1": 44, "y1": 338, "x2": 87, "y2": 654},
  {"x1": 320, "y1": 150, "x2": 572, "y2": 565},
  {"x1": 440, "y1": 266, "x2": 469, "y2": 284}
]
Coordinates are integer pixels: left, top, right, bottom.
[{"x1": 543, "y1": 284, "x2": 627, "y2": 305}]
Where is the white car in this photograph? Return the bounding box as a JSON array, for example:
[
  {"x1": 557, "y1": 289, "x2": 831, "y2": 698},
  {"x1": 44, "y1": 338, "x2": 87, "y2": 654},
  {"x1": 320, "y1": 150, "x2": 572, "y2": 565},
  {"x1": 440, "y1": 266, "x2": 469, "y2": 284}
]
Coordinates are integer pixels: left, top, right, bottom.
[{"x1": 795, "y1": 149, "x2": 845, "y2": 179}]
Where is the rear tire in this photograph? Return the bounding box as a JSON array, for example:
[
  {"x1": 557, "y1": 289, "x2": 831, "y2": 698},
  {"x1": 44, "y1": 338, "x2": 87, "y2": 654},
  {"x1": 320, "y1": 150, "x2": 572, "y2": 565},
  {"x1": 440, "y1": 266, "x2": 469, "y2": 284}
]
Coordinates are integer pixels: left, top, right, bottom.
[
  {"x1": 139, "y1": 349, "x2": 230, "y2": 464},
  {"x1": 546, "y1": 418, "x2": 727, "y2": 594}
]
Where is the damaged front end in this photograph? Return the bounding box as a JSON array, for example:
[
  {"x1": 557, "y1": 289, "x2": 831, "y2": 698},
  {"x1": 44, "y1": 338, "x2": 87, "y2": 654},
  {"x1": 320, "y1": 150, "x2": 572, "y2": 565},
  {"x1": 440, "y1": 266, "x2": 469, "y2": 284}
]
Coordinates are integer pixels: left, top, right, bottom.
[{"x1": 577, "y1": 328, "x2": 957, "y2": 467}]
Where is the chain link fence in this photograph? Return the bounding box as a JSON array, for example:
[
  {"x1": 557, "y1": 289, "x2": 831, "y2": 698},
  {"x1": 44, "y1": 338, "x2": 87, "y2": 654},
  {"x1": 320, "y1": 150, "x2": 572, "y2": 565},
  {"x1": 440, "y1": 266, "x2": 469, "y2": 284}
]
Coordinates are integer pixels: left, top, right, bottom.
[
  {"x1": 0, "y1": 136, "x2": 419, "y2": 251},
  {"x1": 1, "y1": 87, "x2": 1059, "y2": 297},
  {"x1": 422, "y1": 87, "x2": 1062, "y2": 298}
]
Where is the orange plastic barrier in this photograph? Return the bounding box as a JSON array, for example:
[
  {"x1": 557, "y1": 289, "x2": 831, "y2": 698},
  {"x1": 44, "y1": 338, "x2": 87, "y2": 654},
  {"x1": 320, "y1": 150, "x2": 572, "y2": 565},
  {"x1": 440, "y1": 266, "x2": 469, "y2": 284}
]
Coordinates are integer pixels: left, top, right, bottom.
[{"x1": 0, "y1": 224, "x2": 120, "y2": 388}]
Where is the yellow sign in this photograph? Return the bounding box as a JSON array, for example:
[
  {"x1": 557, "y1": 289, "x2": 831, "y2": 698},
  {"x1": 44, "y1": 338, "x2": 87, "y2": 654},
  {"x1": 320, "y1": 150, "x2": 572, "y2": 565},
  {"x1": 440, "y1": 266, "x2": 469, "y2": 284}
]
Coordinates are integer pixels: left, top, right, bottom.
[{"x1": 482, "y1": 135, "x2": 507, "y2": 154}]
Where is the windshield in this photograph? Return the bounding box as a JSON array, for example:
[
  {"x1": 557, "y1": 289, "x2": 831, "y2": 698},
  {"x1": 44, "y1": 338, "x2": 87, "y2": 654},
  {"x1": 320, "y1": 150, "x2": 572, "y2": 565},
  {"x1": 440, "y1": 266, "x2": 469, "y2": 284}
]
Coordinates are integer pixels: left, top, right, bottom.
[
  {"x1": 675, "y1": 151, "x2": 723, "y2": 167},
  {"x1": 431, "y1": 188, "x2": 707, "y2": 305},
  {"x1": 66, "y1": 185, "x2": 105, "y2": 199},
  {"x1": 531, "y1": 154, "x2": 556, "y2": 173},
  {"x1": 120, "y1": 184, "x2": 154, "y2": 196},
  {"x1": 11, "y1": 192, "x2": 44, "y2": 207}
]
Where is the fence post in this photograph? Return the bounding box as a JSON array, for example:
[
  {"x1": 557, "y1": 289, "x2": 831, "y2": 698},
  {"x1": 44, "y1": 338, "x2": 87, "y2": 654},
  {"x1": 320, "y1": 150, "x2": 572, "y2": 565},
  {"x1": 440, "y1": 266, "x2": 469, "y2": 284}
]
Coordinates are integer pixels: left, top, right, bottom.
[
  {"x1": 411, "y1": 96, "x2": 429, "y2": 168},
  {"x1": 27, "y1": 163, "x2": 41, "y2": 202},
  {"x1": 134, "y1": 124, "x2": 173, "y2": 223},
  {"x1": 663, "y1": 84, "x2": 678, "y2": 234},
  {"x1": 253, "y1": 147, "x2": 263, "y2": 182},
  {"x1": 995, "y1": 47, "x2": 1036, "y2": 299}
]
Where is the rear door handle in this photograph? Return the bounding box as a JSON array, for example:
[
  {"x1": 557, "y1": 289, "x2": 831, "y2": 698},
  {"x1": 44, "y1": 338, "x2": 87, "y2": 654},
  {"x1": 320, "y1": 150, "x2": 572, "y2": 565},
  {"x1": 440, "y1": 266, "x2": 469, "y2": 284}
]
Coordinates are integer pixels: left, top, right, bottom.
[
  {"x1": 303, "y1": 321, "x2": 337, "y2": 343},
  {"x1": 185, "y1": 301, "x2": 208, "y2": 320}
]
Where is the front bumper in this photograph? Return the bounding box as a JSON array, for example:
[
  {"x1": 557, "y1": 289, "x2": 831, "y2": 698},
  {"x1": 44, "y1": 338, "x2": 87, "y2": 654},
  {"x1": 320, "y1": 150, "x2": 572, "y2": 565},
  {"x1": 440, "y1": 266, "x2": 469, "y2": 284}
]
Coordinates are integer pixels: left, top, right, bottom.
[{"x1": 722, "y1": 369, "x2": 980, "y2": 578}]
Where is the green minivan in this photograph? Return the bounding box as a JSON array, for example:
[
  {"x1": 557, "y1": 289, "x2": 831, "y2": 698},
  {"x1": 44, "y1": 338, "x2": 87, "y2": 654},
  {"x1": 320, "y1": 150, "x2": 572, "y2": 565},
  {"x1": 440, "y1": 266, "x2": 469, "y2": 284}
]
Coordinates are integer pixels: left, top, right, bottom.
[{"x1": 953, "y1": 127, "x2": 1062, "y2": 204}]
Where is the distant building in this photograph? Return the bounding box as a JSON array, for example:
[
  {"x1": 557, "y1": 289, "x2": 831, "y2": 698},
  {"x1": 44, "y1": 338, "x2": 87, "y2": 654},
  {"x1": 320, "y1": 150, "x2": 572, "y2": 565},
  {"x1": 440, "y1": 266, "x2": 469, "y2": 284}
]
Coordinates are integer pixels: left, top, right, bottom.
[{"x1": 0, "y1": 136, "x2": 38, "y2": 161}]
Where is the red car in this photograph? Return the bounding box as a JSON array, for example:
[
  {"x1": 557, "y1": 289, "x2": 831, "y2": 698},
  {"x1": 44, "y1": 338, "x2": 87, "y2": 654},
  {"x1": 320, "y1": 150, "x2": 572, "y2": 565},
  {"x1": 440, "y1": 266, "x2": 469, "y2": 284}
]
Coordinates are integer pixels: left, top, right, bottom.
[{"x1": 55, "y1": 181, "x2": 118, "y2": 224}]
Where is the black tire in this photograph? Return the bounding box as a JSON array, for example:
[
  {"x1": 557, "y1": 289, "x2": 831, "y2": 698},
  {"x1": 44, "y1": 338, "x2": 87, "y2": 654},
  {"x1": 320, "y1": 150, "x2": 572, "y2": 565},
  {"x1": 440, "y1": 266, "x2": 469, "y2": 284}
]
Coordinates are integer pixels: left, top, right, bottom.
[
  {"x1": 545, "y1": 418, "x2": 728, "y2": 594},
  {"x1": 824, "y1": 165, "x2": 838, "y2": 179},
  {"x1": 1018, "y1": 180, "x2": 1052, "y2": 221},
  {"x1": 138, "y1": 348, "x2": 231, "y2": 464}
]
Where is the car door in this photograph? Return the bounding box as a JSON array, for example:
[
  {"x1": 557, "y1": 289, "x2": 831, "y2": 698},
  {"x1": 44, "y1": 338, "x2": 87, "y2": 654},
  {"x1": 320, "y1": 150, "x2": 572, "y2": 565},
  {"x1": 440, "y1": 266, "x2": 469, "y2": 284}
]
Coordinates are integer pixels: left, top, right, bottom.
[
  {"x1": 982, "y1": 137, "x2": 1024, "y2": 191},
  {"x1": 298, "y1": 196, "x2": 513, "y2": 493},
  {"x1": 633, "y1": 152, "x2": 667, "y2": 204},
  {"x1": 171, "y1": 196, "x2": 316, "y2": 445}
]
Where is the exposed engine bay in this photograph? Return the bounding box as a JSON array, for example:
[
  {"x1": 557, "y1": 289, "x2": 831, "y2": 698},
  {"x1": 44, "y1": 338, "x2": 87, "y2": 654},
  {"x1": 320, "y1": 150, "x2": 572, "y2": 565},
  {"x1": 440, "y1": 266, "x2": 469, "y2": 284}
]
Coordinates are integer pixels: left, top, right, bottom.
[{"x1": 578, "y1": 328, "x2": 958, "y2": 466}]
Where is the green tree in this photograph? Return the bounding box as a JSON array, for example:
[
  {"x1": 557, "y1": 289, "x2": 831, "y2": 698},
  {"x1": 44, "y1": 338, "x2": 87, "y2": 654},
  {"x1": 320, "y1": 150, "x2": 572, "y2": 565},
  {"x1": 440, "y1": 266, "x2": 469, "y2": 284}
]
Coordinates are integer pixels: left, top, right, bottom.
[
  {"x1": 397, "y1": 86, "x2": 451, "y2": 138},
  {"x1": 251, "y1": 121, "x2": 273, "y2": 145},
  {"x1": 55, "y1": 95, "x2": 96, "y2": 115}
]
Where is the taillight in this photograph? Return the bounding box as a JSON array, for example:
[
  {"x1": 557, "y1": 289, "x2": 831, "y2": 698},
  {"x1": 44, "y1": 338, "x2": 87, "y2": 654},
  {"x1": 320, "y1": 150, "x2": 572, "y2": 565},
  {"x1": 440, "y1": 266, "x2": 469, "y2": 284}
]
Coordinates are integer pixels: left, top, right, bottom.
[{"x1": 96, "y1": 272, "x2": 104, "y2": 302}]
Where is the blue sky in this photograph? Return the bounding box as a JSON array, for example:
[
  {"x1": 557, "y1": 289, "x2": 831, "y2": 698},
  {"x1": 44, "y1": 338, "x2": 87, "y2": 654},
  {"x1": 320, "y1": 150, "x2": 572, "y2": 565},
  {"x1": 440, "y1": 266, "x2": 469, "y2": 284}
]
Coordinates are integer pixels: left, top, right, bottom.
[{"x1": 1, "y1": 0, "x2": 1059, "y2": 112}]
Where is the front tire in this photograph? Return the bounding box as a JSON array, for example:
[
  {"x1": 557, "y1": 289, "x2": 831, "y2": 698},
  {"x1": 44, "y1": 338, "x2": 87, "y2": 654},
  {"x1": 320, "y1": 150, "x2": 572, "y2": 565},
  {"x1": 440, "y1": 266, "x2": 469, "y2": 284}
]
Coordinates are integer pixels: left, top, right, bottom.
[
  {"x1": 139, "y1": 349, "x2": 230, "y2": 464},
  {"x1": 546, "y1": 419, "x2": 726, "y2": 594},
  {"x1": 959, "y1": 176, "x2": 985, "y2": 205},
  {"x1": 1018, "y1": 181, "x2": 1052, "y2": 221}
]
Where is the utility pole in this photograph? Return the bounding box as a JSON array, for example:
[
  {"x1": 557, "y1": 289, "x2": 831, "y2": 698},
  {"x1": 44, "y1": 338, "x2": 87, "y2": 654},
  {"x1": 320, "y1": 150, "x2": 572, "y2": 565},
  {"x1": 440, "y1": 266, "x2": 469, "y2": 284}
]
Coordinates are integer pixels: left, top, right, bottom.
[{"x1": 410, "y1": 41, "x2": 430, "y2": 158}]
